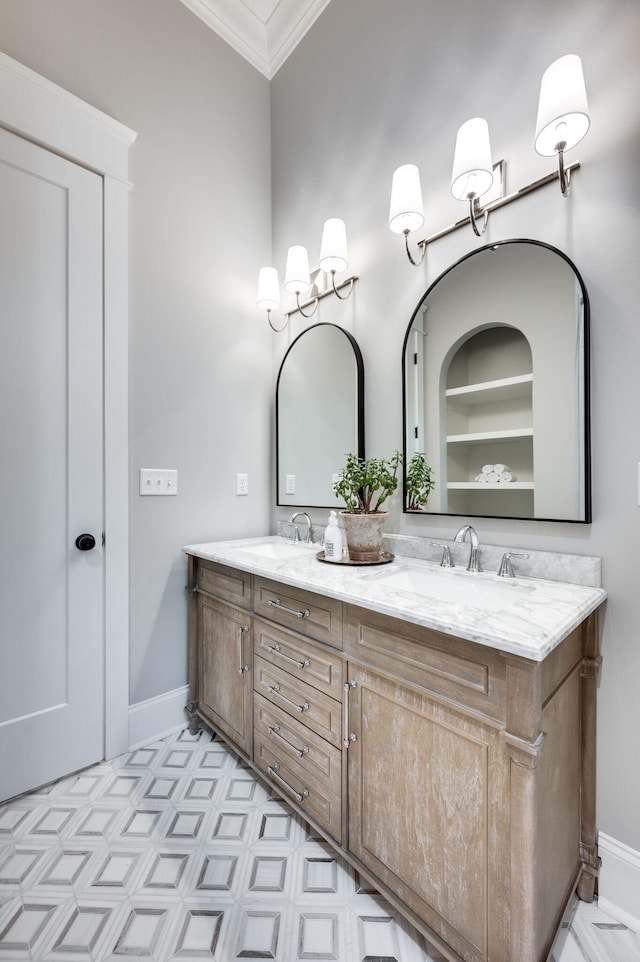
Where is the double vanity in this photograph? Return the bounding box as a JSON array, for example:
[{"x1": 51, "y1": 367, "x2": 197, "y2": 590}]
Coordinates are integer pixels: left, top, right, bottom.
[{"x1": 183, "y1": 533, "x2": 605, "y2": 962}]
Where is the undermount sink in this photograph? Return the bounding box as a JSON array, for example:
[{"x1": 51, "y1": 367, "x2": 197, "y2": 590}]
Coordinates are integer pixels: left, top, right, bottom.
[
  {"x1": 362, "y1": 563, "x2": 535, "y2": 612},
  {"x1": 237, "y1": 539, "x2": 316, "y2": 560}
]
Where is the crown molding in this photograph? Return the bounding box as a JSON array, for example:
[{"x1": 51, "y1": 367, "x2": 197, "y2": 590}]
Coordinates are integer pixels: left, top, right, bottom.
[{"x1": 179, "y1": 0, "x2": 331, "y2": 79}]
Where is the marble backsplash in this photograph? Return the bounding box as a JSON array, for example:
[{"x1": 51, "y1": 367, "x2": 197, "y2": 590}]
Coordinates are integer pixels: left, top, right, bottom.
[{"x1": 276, "y1": 521, "x2": 602, "y2": 589}]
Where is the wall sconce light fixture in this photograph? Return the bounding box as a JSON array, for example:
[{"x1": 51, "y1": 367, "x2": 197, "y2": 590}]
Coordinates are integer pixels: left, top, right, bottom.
[
  {"x1": 390, "y1": 53, "x2": 589, "y2": 265},
  {"x1": 256, "y1": 267, "x2": 283, "y2": 331},
  {"x1": 450, "y1": 117, "x2": 494, "y2": 236},
  {"x1": 257, "y1": 218, "x2": 358, "y2": 330},
  {"x1": 535, "y1": 54, "x2": 590, "y2": 196},
  {"x1": 389, "y1": 164, "x2": 426, "y2": 266},
  {"x1": 284, "y1": 245, "x2": 317, "y2": 318},
  {"x1": 319, "y1": 218, "x2": 355, "y2": 299}
]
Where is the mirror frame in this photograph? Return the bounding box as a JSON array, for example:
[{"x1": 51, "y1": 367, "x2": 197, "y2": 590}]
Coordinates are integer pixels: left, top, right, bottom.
[
  {"x1": 402, "y1": 238, "x2": 591, "y2": 523},
  {"x1": 276, "y1": 322, "x2": 365, "y2": 509}
]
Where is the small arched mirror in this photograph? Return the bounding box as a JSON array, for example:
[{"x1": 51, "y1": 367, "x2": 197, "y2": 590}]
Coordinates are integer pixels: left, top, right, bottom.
[
  {"x1": 277, "y1": 323, "x2": 364, "y2": 508},
  {"x1": 402, "y1": 239, "x2": 591, "y2": 522}
]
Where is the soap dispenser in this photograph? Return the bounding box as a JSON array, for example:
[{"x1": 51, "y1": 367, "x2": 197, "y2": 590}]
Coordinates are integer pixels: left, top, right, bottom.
[{"x1": 323, "y1": 511, "x2": 344, "y2": 562}]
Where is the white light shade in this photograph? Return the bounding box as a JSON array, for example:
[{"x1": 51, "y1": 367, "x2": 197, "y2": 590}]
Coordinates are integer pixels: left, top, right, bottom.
[
  {"x1": 256, "y1": 267, "x2": 280, "y2": 311},
  {"x1": 451, "y1": 118, "x2": 494, "y2": 201},
  {"x1": 284, "y1": 245, "x2": 311, "y2": 295},
  {"x1": 535, "y1": 54, "x2": 590, "y2": 156},
  {"x1": 389, "y1": 164, "x2": 425, "y2": 234},
  {"x1": 319, "y1": 218, "x2": 349, "y2": 274}
]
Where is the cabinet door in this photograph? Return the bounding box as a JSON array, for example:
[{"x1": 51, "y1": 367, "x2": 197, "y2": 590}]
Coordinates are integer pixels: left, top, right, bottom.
[
  {"x1": 199, "y1": 594, "x2": 252, "y2": 757},
  {"x1": 347, "y1": 664, "x2": 510, "y2": 962}
]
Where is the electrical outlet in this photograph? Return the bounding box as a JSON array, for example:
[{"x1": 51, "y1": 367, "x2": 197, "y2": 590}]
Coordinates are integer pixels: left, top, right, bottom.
[
  {"x1": 286, "y1": 474, "x2": 296, "y2": 494},
  {"x1": 140, "y1": 469, "x2": 177, "y2": 496},
  {"x1": 236, "y1": 473, "x2": 248, "y2": 496}
]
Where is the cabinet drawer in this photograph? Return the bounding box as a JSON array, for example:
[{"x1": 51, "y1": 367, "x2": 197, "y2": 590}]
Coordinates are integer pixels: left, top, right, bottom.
[
  {"x1": 254, "y1": 617, "x2": 345, "y2": 699},
  {"x1": 254, "y1": 693, "x2": 342, "y2": 797},
  {"x1": 254, "y1": 577, "x2": 343, "y2": 649},
  {"x1": 345, "y1": 604, "x2": 506, "y2": 722},
  {"x1": 197, "y1": 560, "x2": 252, "y2": 610},
  {"x1": 254, "y1": 655, "x2": 343, "y2": 748},
  {"x1": 254, "y1": 732, "x2": 342, "y2": 842}
]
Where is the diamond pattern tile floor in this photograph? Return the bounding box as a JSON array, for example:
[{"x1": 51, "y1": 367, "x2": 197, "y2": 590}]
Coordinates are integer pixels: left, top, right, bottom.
[{"x1": 0, "y1": 728, "x2": 637, "y2": 961}]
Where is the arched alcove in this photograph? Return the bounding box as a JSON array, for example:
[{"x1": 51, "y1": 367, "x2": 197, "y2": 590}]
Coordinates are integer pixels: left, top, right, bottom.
[{"x1": 443, "y1": 326, "x2": 534, "y2": 518}]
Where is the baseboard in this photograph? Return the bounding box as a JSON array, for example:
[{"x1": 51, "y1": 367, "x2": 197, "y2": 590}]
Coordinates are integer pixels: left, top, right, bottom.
[
  {"x1": 128, "y1": 684, "x2": 189, "y2": 750},
  {"x1": 598, "y1": 831, "x2": 640, "y2": 933}
]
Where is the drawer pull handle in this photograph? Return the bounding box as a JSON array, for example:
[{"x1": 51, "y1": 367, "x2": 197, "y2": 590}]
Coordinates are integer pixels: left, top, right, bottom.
[
  {"x1": 267, "y1": 684, "x2": 309, "y2": 713},
  {"x1": 268, "y1": 724, "x2": 309, "y2": 758},
  {"x1": 268, "y1": 599, "x2": 310, "y2": 620},
  {"x1": 265, "y1": 643, "x2": 310, "y2": 670},
  {"x1": 238, "y1": 625, "x2": 250, "y2": 674},
  {"x1": 267, "y1": 763, "x2": 309, "y2": 803}
]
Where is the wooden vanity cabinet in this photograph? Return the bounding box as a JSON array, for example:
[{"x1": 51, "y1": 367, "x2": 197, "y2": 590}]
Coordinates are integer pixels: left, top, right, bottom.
[
  {"x1": 187, "y1": 559, "x2": 253, "y2": 758},
  {"x1": 186, "y1": 554, "x2": 600, "y2": 962},
  {"x1": 252, "y1": 579, "x2": 346, "y2": 843},
  {"x1": 344, "y1": 603, "x2": 600, "y2": 962}
]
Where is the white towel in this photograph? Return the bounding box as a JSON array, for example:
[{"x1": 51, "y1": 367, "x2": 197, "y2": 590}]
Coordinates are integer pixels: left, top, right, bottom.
[
  {"x1": 494, "y1": 463, "x2": 510, "y2": 475},
  {"x1": 498, "y1": 471, "x2": 516, "y2": 482},
  {"x1": 486, "y1": 471, "x2": 500, "y2": 483},
  {"x1": 475, "y1": 473, "x2": 489, "y2": 483},
  {"x1": 481, "y1": 464, "x2": 494, "y2": 475}
]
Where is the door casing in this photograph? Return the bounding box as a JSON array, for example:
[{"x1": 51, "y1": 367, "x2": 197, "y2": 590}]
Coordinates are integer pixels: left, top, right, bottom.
[{"x1": 0, "y1": 51, "x2": 137, "y2": 760}]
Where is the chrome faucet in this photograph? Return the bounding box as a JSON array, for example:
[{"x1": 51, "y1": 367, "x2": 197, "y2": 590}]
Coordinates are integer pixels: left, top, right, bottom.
[
  {"x1": 454, "y1": 524, "x2": 481, "y2": 572},
  {"x1": 289, "y1": 511, "x2": 313, "y2": 543}
]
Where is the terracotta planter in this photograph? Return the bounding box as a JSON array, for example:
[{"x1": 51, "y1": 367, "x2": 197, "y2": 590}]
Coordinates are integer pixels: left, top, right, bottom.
[{"x1": 340, "y1": 511, "x2": 387, "y2": 563}]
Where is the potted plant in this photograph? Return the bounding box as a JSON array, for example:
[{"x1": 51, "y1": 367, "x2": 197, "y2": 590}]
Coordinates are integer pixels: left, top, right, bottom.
[
  {"x1": 405, "y1": 452, "x2": 435, "y2": 511},
  {"x1": 333, "y1": 451, "x2": 402, "y2": 562}
]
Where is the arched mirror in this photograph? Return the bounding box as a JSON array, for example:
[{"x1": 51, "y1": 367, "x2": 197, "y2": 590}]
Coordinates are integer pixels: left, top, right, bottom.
[
  {"x1": 402, "y1": 239, "x2": 591, "y2": 522},
  {"x1": 277, "y1": 323, "x2": 364, "y2": 508}
]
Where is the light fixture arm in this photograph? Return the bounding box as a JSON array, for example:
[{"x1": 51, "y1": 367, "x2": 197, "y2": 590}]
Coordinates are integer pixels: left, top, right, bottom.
[
  {"x1": 329, "y1": 270, "x2": 355, "y2": 299},
  {"x1": 468, "y1": 194, "x2": 489, "y2": 237},
  {"x1": 414, "y1": 160, "x2": 579, "y2": 253},
  {"x1": 556, "y1": 141, "x2": 571, "y2": 196},
  {"x1": 285, "y1": 274, "x2": 359, "y2": 318},
  {"x1": 403, "y1": 229, "x2": 426, "y2": 267},
  {"x1": 266, "y1": 309, "x2": 288, "y2": 333},
  {"x1": 294, "y1": 291, "x2": 319, "y2": 318}
]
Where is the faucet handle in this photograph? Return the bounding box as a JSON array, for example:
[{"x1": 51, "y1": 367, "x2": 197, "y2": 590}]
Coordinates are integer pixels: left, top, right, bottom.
[
  {"x1": 497, "y1": 552, "x2": 529, "y2": 578},
  {"x1": 429, "y1": 541, "x2": 454, "y2": 568}
]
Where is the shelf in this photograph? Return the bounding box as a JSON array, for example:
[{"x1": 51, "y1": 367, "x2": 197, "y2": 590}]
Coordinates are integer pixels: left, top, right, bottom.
[
  {"x1": 446, "y1": 428, "x2": 534, "y2": 445},
  {"x1": 446, "y1": 373, "x2": 533, "y2": 408},
  {"x1": 447, "y1": 482, "x2": 534, "y2": 490}
]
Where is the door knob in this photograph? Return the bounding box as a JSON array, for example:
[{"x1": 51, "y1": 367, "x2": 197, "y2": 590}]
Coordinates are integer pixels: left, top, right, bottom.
[{"x1": 75, "y1": 533, "x2": 96, "y2": 551}]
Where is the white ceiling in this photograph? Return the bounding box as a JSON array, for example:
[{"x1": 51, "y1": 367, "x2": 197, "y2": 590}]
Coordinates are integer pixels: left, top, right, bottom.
[{"x1": 178, "y1": 0, "x2": 332, "y2": 79}]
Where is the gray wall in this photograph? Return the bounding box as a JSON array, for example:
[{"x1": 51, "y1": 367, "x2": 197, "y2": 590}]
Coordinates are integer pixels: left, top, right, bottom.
[
  {"x1": 270, "y1": 0, "x2": 640, "y2": 856},
  {"x1": 0, "y1": 0, "x2": 273, "y2": 704}
]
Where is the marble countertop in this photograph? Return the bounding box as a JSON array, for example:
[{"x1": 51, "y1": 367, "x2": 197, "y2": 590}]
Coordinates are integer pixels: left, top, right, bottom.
[{"x1": 183, "y1": 536, "x2": 606, "y2": 662}]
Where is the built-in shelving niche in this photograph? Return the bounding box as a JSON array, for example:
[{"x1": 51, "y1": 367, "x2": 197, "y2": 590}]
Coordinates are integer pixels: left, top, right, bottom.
[{"x1": 445, "y1": 326, "x2": 534, "y2": 518}]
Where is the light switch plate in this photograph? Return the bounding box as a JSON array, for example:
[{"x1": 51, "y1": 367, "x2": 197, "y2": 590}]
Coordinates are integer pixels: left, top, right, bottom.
[
  {"x1": 286, "y1": 474, "x2": 296, "y2": 494},
  {"x1": 140, "y1": 468, "x2": 177, "y2": 496}
]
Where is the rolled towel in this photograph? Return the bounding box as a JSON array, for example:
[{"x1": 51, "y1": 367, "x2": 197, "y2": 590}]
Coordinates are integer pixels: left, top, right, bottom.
[
  {"x1": 498, "y1": 471, "x2": 516, "y2": 482},
  {"x1": 494, "y1": 463, "x2": 510, "y2": 475},
  {"x1": 481, "y1": 464, "x2": 494, "y2": 475},
  {"x1": 475, "y1": 473, "x2": 489, "y2": 483},
  {"x1": 486, "y1": 471, "x2": 500, "y2": 483}
]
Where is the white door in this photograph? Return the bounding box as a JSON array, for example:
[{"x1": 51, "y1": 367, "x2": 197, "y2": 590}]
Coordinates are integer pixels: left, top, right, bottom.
[{"x1": 0, "y1": 126, "x2": 104, "y2": 802}]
